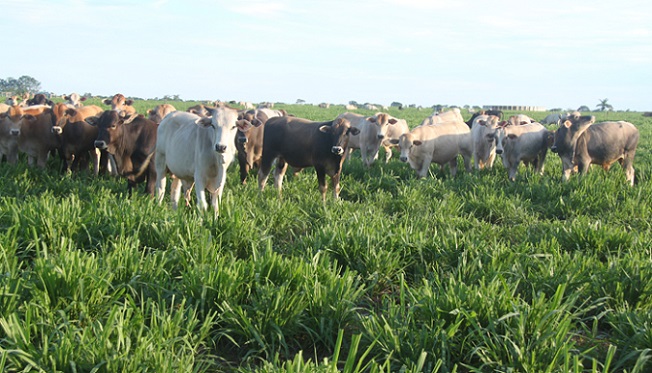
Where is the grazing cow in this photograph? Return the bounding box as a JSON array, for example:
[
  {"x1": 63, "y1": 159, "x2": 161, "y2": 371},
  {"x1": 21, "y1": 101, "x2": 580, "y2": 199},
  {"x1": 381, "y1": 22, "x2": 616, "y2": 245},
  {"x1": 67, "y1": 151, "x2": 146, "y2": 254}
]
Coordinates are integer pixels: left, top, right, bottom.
[
  {"x1": 64, "y1": 93, "x2": 87, "y2": 108},
  {"x1": 392, "y1": 120, "x2": 472, "y2": 178},
  {"x1": 238, "y1": 101, "x2": 254, "y2": 110},
  {"x1": 495, "y1": 122, "x2": 553, "y2": 181},
  {"x1": 258, "y1": 116, "x2": 359, "y2": 200},
  {"x1": 26, "y1": 93, "x2": 54, "y2": 107},
  {"x1": 155, "y1": 105, "x2": 252, "y2": 214},
  {"x1": 235, "y1": 108, "x2": 284, "y2": 184},
  {"x1": 257, "y1": 102, "x2": 274, "y2": 109},
  {"x1": 318, "y1": 103, "x2": 330, "y2": 109},
  {"x1": 471, "y1": 115, "x2": 500, "y2": 170},
  {"x1": 419, "y1": 108, "x2": 464, "y2": 126},
  {"x1": 540, "y1": 112, "x2": 570, "y2": 126},
  {"x1": 88, "y1": 111, "x2": 158, "y2": 195},
  {"x1": 147, "y1": 104, "x2": 177, "y2": 124},
  {"x1": 364, "y1": 104, "x2": 378, "y2": 110},
  {"x1": 345, "y1": 104, "x2": 357, "y2": 110},
  {"x1": 50, "y1": 103, "x2": 106, "y2": 174},
  {"x1": 381, "y1": 116, "x2": 410, "y2": 163},
  {"x1": 338, "y1": 112, "x2": 397, "y2": 167},
  {"x1": 103, "y1": 94, "x2": 137, "y2": 115},
  {"x1": 550, "y1": 115, "x2": 639, "y2": 186}
]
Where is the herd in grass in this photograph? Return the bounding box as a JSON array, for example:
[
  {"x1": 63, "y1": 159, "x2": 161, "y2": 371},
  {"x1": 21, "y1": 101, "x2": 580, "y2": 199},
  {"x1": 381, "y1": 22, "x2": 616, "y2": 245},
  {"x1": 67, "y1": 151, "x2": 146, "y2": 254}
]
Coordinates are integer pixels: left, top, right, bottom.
[{"x1": 0, "y1": 93, "x2": 641, "y2": 216}]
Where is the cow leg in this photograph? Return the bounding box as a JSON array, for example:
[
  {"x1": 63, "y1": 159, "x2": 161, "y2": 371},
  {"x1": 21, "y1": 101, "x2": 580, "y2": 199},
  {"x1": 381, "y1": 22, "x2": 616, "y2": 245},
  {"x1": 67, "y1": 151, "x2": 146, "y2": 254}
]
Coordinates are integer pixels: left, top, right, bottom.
[
  {"x1": 621, "y1": 156, "x2": 636, "y2": 186},
  {"x1": 210, "y1": 169, "x2": 228, "y2": 216},
  {"x1": 194, "y1": 180, "x2": 209, "y2": 211},
  {"x1": 182, "y1": 181, "x2": 194, "y2": 206},
  {"x1": 462, "y1": 153, "x2": 472, "y2": 173},
  {"x1": 417, "y1": 154, "x2": 433, "y2": 178},
  {"x1": 258, "y1": 155, "x2": 276, "y2": 192},
  {"x1": 273, "y1": 158, "x2": 289, "y2": 195},
  {"x1": 315, "y1": 167, "x2": 328, "y2": 202},
  {"x1": 449, "y1": 158, "x2": 458, "y2": 177},
  {"x1": 384, "y1": 145, "x2": 393, "y2": 163},
  {"x1": 330, "y1": 172, "x2": 342, "y2": 200},
  {"x1": 91, "y1": 148, "x2": 101, "y2": 176},
  {"x1": 238, "y1": 154, "x2": 249, "y2": 185},
  {"x1": 487, "y1": 152, "x2": 496, "y2": 169},
  {"x1": 169, "y1": 177, "x2": 181, "y2": 209},
  {"x1": 155, "y1": 152, "x2": 168, "y2": 204}
]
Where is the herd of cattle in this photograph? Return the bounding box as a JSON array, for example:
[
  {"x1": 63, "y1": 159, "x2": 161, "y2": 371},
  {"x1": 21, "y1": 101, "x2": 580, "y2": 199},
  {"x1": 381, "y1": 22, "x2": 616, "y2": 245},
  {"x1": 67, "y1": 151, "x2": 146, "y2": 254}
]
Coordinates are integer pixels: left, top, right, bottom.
[{"x1": 0, "y1": 93, "x2": 641, "y2": 216}]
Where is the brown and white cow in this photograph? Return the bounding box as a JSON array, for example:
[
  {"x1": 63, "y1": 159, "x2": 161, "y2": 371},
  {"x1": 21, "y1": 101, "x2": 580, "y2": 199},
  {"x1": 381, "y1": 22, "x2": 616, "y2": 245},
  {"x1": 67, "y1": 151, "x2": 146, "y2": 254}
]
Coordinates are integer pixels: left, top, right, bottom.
[
  {"x1": 103, "y1": 94, "x2": 137, "y2": 115},
  {"x1": 64, "y1": 93, "x2": 87, "y2": 108},
  {"x1": 471, "y1": 114, "x2": 500, "y2": 170},
  {"x1": 550, "y1": 115, "x2": 639, "y2": 186},
  {"x1": 495, "y1": 122, "x2": 553, "y2": 181},
  {"x1": 186, "y1": 104, "x2": 214, "y2": 117},
  {"x1": 235, "y1": 108, "x2": 282, "y2": 184},
  {"x1": 147, "y1": 104, "x2": 177, "y2": 124},
  {"x1": 392, "y1": 120, "x2": 472, "y2": 178},
  {"x1": 87, "y1": 111, "x2": 158, "y2": 195},
  {"x1": 338, "y1": 112, "x2": 397, "y2": 167},
  {"x1": 155, "y1": 105, "x2": 252, "y2": 214},
  {"x1": 258, "y1": 116, "x2": 359, "y2": 201},
  {"x1": 381, "y1": 116, "x2": 410, "y2": 163},
  {"x1": 0, "y1": 106, "x2": 24, "y2": 163}
]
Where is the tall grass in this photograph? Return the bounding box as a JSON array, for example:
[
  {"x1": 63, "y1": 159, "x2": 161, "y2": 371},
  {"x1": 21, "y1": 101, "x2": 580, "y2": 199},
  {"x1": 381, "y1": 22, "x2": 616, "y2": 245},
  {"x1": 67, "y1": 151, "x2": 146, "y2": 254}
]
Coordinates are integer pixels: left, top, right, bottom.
[{"x1": 0, "y1": 102, "x2": 650, "y2": 372}]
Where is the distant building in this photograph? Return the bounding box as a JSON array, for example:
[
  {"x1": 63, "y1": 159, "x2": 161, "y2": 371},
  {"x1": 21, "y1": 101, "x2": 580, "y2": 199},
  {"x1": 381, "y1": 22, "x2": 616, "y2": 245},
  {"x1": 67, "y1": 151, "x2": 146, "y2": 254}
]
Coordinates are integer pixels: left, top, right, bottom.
[{"x1": 483, "y1": 105, "x2": 546, "y2": 111}]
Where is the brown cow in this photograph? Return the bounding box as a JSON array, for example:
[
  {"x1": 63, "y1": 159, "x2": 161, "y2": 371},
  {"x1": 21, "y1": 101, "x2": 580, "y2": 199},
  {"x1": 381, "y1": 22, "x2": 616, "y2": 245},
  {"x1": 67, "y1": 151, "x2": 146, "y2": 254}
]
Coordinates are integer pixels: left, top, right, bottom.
[
  {"x1": 235, "y1": 108, "x2": 284, "y2": 184},
  {"x1": 147, "y1": 104, "x2": 176, "y2": 124},
  {"x1": 87, "y1": 111, "x2": 158, "y2": 195},
  {"x1": 1, "y1": 106, "x2": 61, "y2": 167},
  {"x1": 258, "y1": 116, "x2": 359, "y2": 200},
  {"x1": 551, "y1": 115, "x2": 639, "y2": 186},
  {"x1": 103, "y1": 93, "x2": 137, "y2": 115}
]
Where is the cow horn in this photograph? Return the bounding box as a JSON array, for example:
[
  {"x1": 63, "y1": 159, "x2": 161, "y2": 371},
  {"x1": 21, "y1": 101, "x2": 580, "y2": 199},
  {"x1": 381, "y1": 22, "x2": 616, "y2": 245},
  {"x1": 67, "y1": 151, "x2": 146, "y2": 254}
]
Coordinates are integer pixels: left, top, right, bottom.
[{"x1": 123, "y1": 113, "x2": 139, "y2": 124}]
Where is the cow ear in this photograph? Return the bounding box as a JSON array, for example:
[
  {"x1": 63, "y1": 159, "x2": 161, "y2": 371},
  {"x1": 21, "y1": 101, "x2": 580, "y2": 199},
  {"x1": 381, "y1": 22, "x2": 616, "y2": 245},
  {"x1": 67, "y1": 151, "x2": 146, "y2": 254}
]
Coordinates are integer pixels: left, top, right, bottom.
[
  {"x1": 252, "y1": 118, "x2": 263, "y2": 127},
  {"x1": 195, "y1": 116, "x2": 214, "y2": 128},
  {"x1": 413, "y1": 140, "x2": 423, "y2": 146},
  {"x1": 85, "y1": 116, "x2": 99, "y2": 126},
  {"x1": 319, "y1": 125, "x2": 333, "y2": 133},
  {"x1": 367, "y1": 116, "x2": 377, "y2": 123},
  {"x1": 478, "y1": 120, "x2": 486, "y2": 126},
  {"x1": 388, "y1": 118, "x2": 397, "y2": 124},
  {"x1": 125, "y1": 99, "x2": 134, "y2": 106},
  {"x1": 348, "y1": 127, "x2": 360, "y2": 136},
  {"x1": 102, "y1": 98, "x2": 111, "y2": 105},
  {"x1": 80, "y1": 97, "x2": 87, "y2": 102},
  {"x1": 237, "y1": 119, "x2": 253, "y2": 132},
  {"x1": 65, "y1": 108, "x2": 77, "y2": 116},
  {"x1": 147, "y1": 109, "x2": 154, "y2": 115},
  {"x1": 23, "y1": 114, "x2": 37, "y2": 123}
]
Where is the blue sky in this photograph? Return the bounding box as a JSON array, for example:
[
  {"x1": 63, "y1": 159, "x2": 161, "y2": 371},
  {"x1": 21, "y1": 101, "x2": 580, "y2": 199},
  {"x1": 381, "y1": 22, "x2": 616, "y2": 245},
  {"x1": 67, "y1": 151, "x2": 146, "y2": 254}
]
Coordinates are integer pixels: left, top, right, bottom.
[{"x1": 3, "y1": 0, "x2": 651, "y2": 111}]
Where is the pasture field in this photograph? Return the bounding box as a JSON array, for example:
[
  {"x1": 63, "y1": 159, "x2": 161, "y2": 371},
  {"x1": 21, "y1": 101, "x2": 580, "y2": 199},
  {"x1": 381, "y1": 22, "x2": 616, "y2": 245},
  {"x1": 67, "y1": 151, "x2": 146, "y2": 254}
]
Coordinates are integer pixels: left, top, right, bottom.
[{"x1": 1, "y1": 100, "x2": 651, "y2": 372}]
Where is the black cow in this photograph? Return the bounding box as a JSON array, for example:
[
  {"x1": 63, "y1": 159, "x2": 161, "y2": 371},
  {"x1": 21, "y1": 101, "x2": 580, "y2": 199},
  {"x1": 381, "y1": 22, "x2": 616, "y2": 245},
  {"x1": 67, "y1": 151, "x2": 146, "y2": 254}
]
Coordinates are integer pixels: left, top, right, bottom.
[
  {"x1": 87, "y1": 111, "x2": 158, "y2": 195},
  {"x1": 258, "y1": 116, "x2": 359, "y2": 201}
]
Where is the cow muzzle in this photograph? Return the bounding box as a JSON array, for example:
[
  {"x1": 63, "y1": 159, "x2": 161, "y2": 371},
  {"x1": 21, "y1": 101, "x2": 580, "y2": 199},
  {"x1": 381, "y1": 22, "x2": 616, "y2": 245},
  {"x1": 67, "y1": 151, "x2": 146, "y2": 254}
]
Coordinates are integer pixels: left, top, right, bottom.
[
  {"x1": 496, "y1": 149, "x2": 503, "y2": 155},
  {"x1": 399, "y1": 156, "x2": 408, "y2": 163},
  {"x1": 237, "y1": 136, "x2": 247, "y2": 144},
  {"x1": 52, "y1": 126, "x2": 63, "y2": 135},
  {"x1": 215, "y1": 144, "x2": 228, "y2": 153},
  {"x1": 377, "y1": 134, "x2": 385, "y2": 139},
  {"x1": 550, "y1": 146, "x2": 558, "y2": 153},
  {"x1": 94, "y1": 140, "x2": 108, "y2": 150},
  {"x1": 331, "y1": 146, "x2": 344, "y2": 155},
  {"x1": 10, "y1": 129, "x2": 20, "y2": 136}
]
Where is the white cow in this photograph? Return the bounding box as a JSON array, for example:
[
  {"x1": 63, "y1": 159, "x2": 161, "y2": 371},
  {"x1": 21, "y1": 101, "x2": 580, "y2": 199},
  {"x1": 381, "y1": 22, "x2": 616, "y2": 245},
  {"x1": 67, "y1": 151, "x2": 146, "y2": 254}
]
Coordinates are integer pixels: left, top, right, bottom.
[
  {"x1": 392, "y1": 120, "x2": 472, "y2": 178},
  {"x1": 338, "y1": 112, "x2": 397, "y2": 167},
  {"x1": 419, "y1": 108, "x2": 464, "y2": 126},
  {"x1": 64, "y1": 93, "x2": 86, "y2": 108},
  {"x1": 505, "y1": 114, "x2": 535, "y2": 126},
  {"x1": 471, "y1": 115, "x2": 499, "y2": 170},
  {"x1": 345, "y1": 104, "x2": 357, "y2": 110},
  {"x1": 381, "y1": 116, "x2": 409, "y2": 162},
  {"x1": 155, "y1": 105, "x2": 253, "y2": 215},
  {"x1": 495, "y1": 122, "x2": 553, "y2": 181}
]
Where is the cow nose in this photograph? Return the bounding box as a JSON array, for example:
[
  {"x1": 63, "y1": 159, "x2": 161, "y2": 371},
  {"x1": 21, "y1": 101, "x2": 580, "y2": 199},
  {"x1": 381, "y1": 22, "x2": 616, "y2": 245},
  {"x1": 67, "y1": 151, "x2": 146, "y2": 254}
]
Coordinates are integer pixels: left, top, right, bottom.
[
  {"x1": 94, "y1": 140, "x2": 107, "y2": 149},
  {"x1": 215, "y1": 144, "x2": 227, "y2": 153},
  {"x1": 399, "y1": 156, "x2": 407, "y2": 162},
  {"x1": 331, "y1": 146, "x2": 344, "y2": 155},
  {"x1": 550, "y1": 146, "x2": 558, "y2": 153},
  {"x1": 52, "y1": 126, "x2": 62, "y2": 134},
  {"x1": 238, "y1": 137, "x2": 247, "y2": 144},
  {"x1": 377, "y1": 134, "x2": 385, "y2": 139},
  {"x1": 496, "y1": 149, "x2": 503, "y2": 155},
  {"x1": 10, "y1": 129, "x2": 20, "y2": 136}
]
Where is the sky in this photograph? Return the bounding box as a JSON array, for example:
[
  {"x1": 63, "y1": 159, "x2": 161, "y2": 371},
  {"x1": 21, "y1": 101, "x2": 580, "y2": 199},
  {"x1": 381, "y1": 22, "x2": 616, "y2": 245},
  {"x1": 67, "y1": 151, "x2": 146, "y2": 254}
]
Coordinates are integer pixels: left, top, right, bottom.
[{"x1": 3, "y1": 0, "x2": 652, "y2": 111}]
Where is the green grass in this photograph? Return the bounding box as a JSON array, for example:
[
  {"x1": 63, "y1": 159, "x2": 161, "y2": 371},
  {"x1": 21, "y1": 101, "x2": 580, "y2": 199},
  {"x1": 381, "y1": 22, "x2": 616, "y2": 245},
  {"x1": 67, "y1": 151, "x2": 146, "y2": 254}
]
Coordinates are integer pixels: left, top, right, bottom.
[{"x1": 1, "y1": 101, "x2": 651, "y2": 372}]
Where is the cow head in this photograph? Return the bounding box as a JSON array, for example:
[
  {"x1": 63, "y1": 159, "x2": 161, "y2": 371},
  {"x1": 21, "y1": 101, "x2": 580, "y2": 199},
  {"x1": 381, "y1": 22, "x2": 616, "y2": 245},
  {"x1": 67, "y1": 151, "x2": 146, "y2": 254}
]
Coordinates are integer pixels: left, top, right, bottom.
[
  {"x1": 494, "y1": 127, "x2": 515, "y2": 156},
  {"x1": 50, "y1": 103, "x2": 73, "y2": 134},
  {"x1": 195, "y1": 104, "x2": 248, "y2": 163},
  {"x1": 550, "y1": 115, "x2": 595, "y2": 181},
  {"x1": 390, "y1": 133, "x2": 420, "y2": 163},
  {"x1": 88, "y1": 110, "x2": 138, "y2": 153},
  {"x1": 103, "y1": 94, "x2": 134, "y2": 113},
  {"x1": 0, "y1": 106, "x2": 33, "y2": 137},
  {"x1": 367, "y1": 113, "x2": 397, "y2": 140},
  {"x1": 319, "y1": 117, "x2": 359, "y2": 156},
  {"x1": 478, "y1": 116, "x2": 500, "y2": 146}
]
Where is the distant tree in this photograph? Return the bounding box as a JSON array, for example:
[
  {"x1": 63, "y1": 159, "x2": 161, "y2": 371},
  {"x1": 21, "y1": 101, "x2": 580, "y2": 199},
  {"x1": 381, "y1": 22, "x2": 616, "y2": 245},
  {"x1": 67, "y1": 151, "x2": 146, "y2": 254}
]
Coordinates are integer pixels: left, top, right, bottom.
[
  {"x1": 577, "y1": 105, "x2": 591, "y2": 112},
  {"x1": 349, "y1": 100, "x2": 359, "y2": 106},
  {"x1": 596, "y1": 98, "x2": 613, "y2": 112},
  {"x1": 83, "y1": 92, "x2": 93, "y2": 98},
  {"x1": 0, "y1": 75, "x2": 41, "y2": 95},
  {"x1": 296, "y1": 99, "x2": 305, "y2": 104},
  {"x1": 390, "y1": 101, "x2": 402, "y2": 107},
  {"x1": 432, "y1": 104, "x2": 444, "y2": 112}
]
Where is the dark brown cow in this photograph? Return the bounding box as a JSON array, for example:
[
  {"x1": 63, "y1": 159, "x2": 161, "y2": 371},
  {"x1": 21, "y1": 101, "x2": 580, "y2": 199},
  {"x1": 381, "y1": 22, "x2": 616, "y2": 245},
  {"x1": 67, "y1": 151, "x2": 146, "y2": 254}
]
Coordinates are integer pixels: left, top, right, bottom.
[
  {"x1": 87, "y1": 111, "x2": 158, "y2": 195},
  {"x1": 258, "y1": 116, "x2": 359, "y2": 200},
  {"x1": 26, "y1": 93, "x2": 54, "y2": 106},
  {"x1": 103, "y1": 93, "x2": 137, "y2": 115},
  {"x1": 551, "y1": 115, "x2": 639, "y2": 186},
  {"x1": 235, "y1": 108, "x2": 287, "y2": 184}
]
